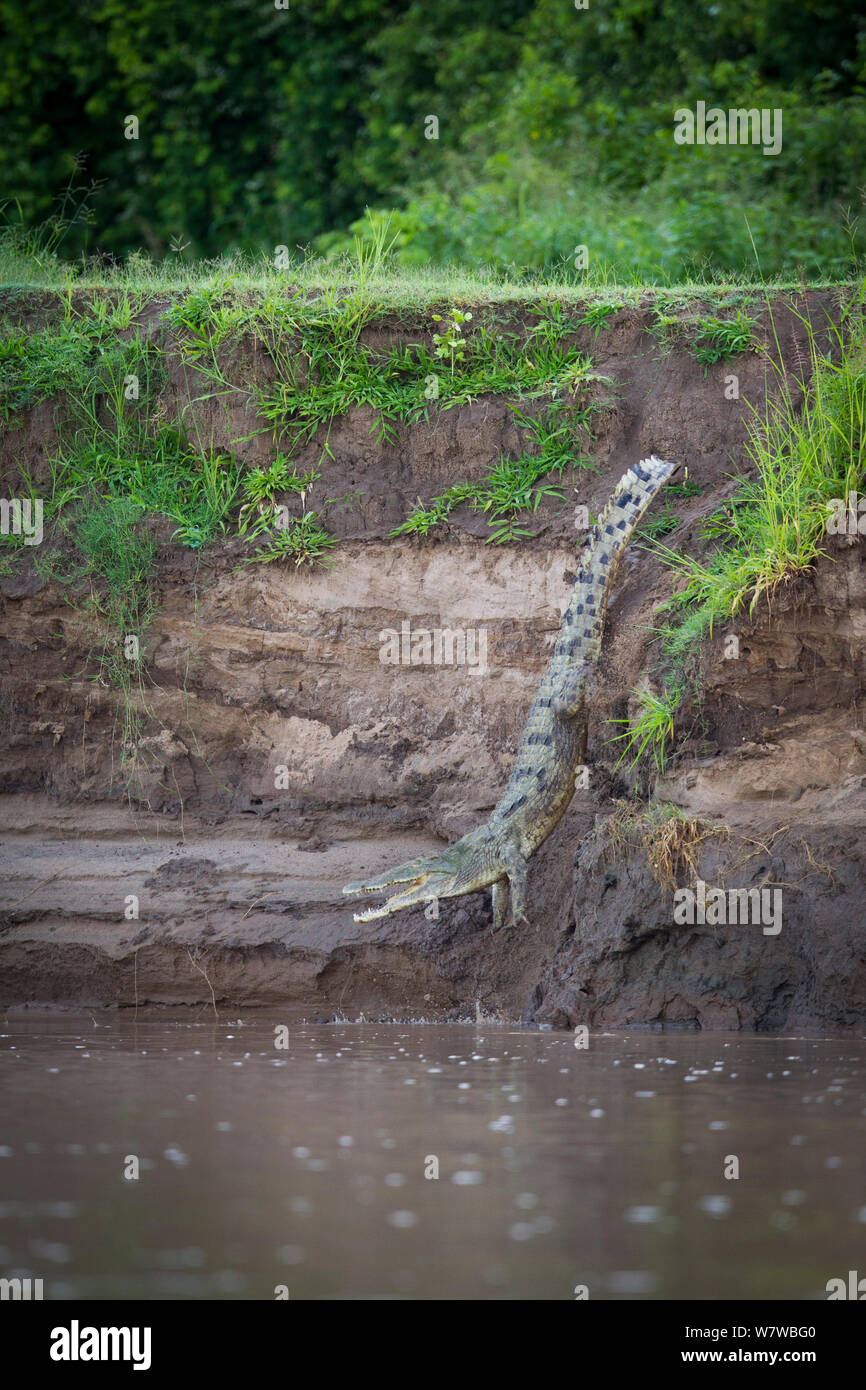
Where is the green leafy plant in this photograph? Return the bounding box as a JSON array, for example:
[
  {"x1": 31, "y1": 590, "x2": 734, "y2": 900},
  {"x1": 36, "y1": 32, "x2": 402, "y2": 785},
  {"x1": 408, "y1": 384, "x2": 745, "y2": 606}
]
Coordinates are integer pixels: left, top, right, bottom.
[
  {"x1": 692, "y1": 309, "x2": 760, "y2": 371},
  {"x1": 576, "y1": 302, "x2": 622, "y2": 337},
  {"x1": 237, "y1": 456, "x2": 320, "y2": 537},
  {"x1": 638, "y1": 507, "x2": 679, "y2": 540},
  {"x1": 244, "y1": 511, "x2": 337, "y2": 567},
  {"x1": 431, "y1": 307, "x2": 472, "y2": 374},
  {"x1": 609, "y1": 683, "x2": 682, "y2": 774}
]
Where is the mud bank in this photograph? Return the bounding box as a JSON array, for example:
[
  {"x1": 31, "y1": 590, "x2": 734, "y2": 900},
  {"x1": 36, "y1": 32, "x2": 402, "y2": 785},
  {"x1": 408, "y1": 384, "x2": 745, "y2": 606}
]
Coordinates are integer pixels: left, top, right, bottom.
[{"x1": 2, "y1": 290, "x2": 864, "y2": 1029}]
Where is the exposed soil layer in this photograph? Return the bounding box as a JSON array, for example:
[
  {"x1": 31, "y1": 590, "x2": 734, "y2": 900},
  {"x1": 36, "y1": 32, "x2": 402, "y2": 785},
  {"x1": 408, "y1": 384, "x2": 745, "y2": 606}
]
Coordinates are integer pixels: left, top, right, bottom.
[{"x1": 2, "y1": 291, "x2": 864, "y2": 1030}]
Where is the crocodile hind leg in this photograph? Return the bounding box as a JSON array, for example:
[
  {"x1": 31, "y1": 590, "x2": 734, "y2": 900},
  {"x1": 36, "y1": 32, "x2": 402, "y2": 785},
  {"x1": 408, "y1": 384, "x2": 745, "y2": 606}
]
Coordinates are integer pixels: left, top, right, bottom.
[
  {"x1": 490, "y1": 848, "x2": 528, "y2": 930},
  {"x1": 491, "y1": 877, "x2": 509, "y2": 931},
  {"x1": 552, "y1": 667, "x2": 585, "y2": 719},
  {"x1": 502, "y1": 840, "x2": 529, "y2": 928}
]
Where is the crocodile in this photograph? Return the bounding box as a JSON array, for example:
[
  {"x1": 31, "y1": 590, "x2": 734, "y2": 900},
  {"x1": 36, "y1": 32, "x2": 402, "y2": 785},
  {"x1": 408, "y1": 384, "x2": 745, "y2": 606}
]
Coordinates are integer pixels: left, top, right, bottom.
[{"x1": 344, "y1": 455, "x2": 677, "y2": 927}]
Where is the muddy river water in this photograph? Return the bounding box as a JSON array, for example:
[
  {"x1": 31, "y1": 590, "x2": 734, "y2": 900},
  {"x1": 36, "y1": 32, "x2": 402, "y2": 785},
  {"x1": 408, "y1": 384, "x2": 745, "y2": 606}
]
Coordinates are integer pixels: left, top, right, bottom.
[{"x1": 1, "y1": 1017, "x2": 864, "y2": 1300}]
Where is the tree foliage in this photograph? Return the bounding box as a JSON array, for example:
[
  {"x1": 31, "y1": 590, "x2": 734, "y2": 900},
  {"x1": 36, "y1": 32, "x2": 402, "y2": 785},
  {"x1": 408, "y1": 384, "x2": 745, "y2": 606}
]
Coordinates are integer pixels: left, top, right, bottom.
[{"x1": 0, "y1": 0, "x2": 863, "y2": 275}]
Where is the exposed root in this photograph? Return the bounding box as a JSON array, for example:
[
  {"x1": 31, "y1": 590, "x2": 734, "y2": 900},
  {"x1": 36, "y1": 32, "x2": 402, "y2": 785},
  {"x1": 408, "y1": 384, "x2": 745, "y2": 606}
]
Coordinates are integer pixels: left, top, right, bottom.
[
  {"x1": 799, "y1": 837, "x2": 839, "y2": 889},
  {"x1": 187, "y1": 947, "x2": 219, "y2": 1020}
]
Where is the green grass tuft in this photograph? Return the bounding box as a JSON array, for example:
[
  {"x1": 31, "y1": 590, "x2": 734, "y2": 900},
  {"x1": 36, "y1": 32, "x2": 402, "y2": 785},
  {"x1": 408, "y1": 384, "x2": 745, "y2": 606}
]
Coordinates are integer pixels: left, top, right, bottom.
[
  {"x1": 609, "y1": 684, "x2": 683, "y2": 775},
  {"x1": 243, "y1": 512, "x2": 338, "y2": 567},
  {"x1": 692, "y1": 308, "x2": 761, "y2": 371},
  {"x1": 654, "y1": 287, "x2": 866, "y2": 634}
]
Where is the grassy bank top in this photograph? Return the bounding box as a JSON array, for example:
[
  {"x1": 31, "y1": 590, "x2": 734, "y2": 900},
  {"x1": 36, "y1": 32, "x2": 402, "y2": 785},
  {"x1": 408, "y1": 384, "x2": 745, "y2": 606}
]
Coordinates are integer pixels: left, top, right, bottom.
[{"x1": 0, "y1": 251, "x2": 856, "y2": 307}]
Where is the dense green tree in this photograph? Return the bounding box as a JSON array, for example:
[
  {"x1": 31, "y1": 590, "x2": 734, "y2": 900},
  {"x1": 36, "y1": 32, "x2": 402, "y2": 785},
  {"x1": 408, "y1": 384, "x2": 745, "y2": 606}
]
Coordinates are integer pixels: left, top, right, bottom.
[{"x1": 0, "y1": 0, "x2": 863, "y2": 273}]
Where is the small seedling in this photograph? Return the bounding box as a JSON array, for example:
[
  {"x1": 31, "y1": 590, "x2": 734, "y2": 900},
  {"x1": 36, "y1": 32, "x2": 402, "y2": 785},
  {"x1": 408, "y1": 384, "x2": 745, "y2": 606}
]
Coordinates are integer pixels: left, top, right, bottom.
[{"x1": 431, "y1": 307, "x2": 472, "y2": 374}]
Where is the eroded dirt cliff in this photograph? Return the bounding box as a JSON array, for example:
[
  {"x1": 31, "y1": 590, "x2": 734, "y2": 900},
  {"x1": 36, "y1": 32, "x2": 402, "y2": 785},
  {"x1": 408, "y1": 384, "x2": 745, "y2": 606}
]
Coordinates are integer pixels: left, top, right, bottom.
[{"x1": 2, "y1": 290, "x2": 864, "y2": 1030}]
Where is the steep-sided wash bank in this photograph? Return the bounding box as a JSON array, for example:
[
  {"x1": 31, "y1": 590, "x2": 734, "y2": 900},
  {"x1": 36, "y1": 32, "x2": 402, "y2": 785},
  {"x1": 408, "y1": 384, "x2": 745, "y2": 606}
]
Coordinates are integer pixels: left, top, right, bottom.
[{"x1": 1, "y1": 284, "x2": 864, "y2": 1031}]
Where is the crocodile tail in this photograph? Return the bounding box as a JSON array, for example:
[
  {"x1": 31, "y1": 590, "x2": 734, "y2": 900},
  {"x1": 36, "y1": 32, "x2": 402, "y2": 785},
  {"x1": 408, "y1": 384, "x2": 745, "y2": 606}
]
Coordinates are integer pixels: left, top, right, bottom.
[
  {"x1": 591, "y1": 455, "x2": 678, "y2": 552},
  {"x1": 558, "y1": 455, "x2": 678, "y2": 670}
]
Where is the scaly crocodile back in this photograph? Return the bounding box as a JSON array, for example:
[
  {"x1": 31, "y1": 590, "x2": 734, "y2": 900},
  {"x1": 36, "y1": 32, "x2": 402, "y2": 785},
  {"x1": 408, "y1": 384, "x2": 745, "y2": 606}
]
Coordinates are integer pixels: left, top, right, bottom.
[
  {"x1": 558, "y1": 454, "x2": 677, "y2": 672},
  {"x1": 492, "y1": 456, "x2": 676, "y2": 853}
]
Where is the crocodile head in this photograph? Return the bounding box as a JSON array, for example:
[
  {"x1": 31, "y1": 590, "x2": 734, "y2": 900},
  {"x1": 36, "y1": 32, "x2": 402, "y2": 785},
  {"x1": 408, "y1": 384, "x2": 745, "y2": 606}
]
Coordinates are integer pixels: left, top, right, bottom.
[{"x1": 343, "y1": 838, "x2": 483, "y2": 922}]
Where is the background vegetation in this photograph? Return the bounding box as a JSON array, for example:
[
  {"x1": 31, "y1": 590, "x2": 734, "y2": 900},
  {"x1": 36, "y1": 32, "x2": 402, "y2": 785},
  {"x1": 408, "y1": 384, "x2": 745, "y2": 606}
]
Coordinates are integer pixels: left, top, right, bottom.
[{"x1": 1, "y1": 0, "x2": 864, "y2": 283}]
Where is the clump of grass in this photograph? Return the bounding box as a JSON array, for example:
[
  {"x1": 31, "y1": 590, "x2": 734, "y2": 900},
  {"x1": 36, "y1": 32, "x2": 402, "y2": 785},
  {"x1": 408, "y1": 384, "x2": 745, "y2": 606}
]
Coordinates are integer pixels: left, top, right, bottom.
[
  {"x1": 647, "y1": 299, "x2": 759, "y2": 367},
  {"x1": 37, "y1": 494, "x2": 157, "y2": 690},
  {"x1": 390, "y1": 484, "x2": 473, "y2": 538},
  {"x1": 391, "y1": 397, "x2": 595, "y2": 543},
  {"x1": 475, "y1": 454, "x2": 567, "y2": 543},
  {"x1": 164, "y1": 451, "x2": 243, "y2": 548},
  {"x1": 243, "y1": 512, "x2": 337, "y2": 567},
  {"x1": 664, "y1": 477, "x2": 702, "y2": 500},
  {"x1": 604, "y1": 799, "x2": 725, "y2": 893},
  {"x1": 647, "y1": 295, "x2": 690, "y2": 353},
  {"x1": 55, "y1": 432, "x2": 244, "y2": 550},
  {"x1": 609, "y1": 683, "x2": 683, "y2": 774},
  {"x1": 652, "y1": 287, "x2": 866, "y2": 641},
  {"x1": 0, "y1": 318, "x2": 99, "y2": 418},
  {"x1": 391, "y1": 458, "x2": 560, "y2": 543},
  {"x1": 576, "y1": 302, "x2": 623, "y2": 337},
  {"x1": 164, "y1": 276, "x2": 247, "y2": 347},
  {"x1": 637, "y1": 507, "x2": 679, "y2": 540},
  {"x1": 692, "y1": 307, "x2": 760, "y2": 371},
  {"x1": 237, "y1": 456, "x2": 320, "y2": 538}
]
